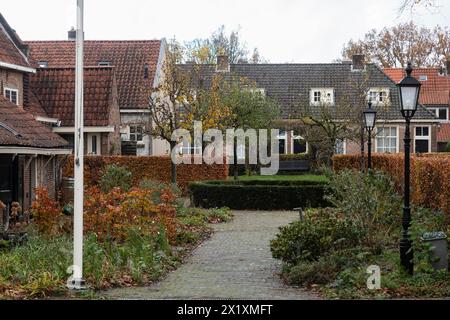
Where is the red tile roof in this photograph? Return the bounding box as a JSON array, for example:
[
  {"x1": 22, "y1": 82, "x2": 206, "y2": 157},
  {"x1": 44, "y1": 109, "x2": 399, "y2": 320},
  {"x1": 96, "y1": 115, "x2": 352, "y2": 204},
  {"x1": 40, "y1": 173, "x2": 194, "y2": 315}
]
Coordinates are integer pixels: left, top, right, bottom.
[
  {"x1": 437, "y1": 123, "x2": 450, "y2": 142},
  {"x1": 0, "y1": 96, "x2": 68, "y2": 148},
  {"x1": 384, "y1": 68, "x2": 450, "y2": 106},
  {"x1": 26, "y1": 40, "x2": 162, "y2": 109},
  {"x1": 0, "y1": 13, "x2": 34, "y2": 70},
  {"x1": 30, "y1": 67, "x2": 116, "y2": 127}
]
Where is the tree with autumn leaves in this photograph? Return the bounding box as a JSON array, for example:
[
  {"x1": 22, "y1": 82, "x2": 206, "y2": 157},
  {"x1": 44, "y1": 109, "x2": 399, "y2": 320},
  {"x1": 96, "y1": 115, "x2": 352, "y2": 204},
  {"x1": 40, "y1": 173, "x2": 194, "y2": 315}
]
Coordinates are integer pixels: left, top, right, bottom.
[{"x1": 147, "y1": 40, "x2": 279, "y2": 183}]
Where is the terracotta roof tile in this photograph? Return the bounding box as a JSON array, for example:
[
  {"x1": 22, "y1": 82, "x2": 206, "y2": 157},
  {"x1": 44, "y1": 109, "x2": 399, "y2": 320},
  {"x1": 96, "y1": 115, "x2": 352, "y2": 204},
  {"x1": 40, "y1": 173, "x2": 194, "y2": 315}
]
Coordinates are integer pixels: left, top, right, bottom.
[
  {"x1": 437, "y1": 123, "x2": 450, "y2": 142},
  {"x1": 26, "y1": 40, "x2": 162, "y2": 109},
  {"x1": 0, "y1": 96, "x2": 68, "y2": 148},
  {"x1": 30, "y1": 67, "x2": 115, "y2": 127},
  {"x1": 0, "y1": 13, "x2": 33, "y2": 69},
  {"x1": 384, "y1": 68, "x2": 450, "y2": 106}
]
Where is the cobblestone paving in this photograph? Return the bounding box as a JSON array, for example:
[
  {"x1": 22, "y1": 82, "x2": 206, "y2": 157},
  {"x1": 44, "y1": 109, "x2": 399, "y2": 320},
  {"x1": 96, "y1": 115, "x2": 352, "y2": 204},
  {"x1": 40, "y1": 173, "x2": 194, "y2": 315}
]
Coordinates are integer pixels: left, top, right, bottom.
[{"x1": 103, "y1": 211, "x2": 319, "y2": 300}]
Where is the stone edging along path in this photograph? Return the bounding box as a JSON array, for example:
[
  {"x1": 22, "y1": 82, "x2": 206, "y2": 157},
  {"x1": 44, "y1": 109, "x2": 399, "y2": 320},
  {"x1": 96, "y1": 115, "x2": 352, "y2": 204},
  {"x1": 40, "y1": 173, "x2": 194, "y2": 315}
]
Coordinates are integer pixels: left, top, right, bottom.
[{"x1": 104, "y1": 211, "x2": 320, "y2": 300}]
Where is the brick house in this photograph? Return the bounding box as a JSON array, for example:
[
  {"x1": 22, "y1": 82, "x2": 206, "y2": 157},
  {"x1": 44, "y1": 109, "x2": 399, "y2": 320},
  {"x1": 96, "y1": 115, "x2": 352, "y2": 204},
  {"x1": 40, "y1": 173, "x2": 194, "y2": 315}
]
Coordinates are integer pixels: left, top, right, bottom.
[
  {"x1": 30, "y1": 67, "x2": 121, "y2": 155},
  {"x1": 182, "y1": 55, "x2": 439, "y2": 156},
  {"x1": 384, "y1": 63, "x2": 450, "y2": 152},
  {"x1": 26, "y1": 35, "x2": 167, "y2": 156},
  {"x1": 0, "y1": 13, "x2": 71, "y2": 211}
]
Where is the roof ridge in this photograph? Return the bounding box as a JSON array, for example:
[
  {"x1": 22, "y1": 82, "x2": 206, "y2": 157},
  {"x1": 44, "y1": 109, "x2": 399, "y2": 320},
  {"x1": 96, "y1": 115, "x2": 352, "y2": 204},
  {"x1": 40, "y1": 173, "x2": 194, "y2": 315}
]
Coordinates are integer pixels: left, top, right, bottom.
[{"x1": 25, "y1": 39, "x2": 161, "y2": 43}]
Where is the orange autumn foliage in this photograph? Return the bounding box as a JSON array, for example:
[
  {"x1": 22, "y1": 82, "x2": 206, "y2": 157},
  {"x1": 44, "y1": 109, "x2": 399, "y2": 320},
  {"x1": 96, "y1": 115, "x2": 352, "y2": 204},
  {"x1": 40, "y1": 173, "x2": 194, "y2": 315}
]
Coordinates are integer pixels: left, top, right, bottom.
[
  {"x1": 63, "y1": 156, "x2": 228, "y2": 194},
  {"x1": 83, "y1": 186, "x2": 178, "y2": 243},
  {"x1": 30, "y1": 188, "x2": 64, "y2": 236}
]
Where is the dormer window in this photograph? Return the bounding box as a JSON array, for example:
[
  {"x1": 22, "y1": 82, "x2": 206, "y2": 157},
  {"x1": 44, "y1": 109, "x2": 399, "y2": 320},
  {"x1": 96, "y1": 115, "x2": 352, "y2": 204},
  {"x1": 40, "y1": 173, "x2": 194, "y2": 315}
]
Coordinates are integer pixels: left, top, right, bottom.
[
  {"x1": 98, "y1": 60, "x2": 111, "y2": 66},
  {"x1": 310, "y1": 88, "x2": 334, "y2": 106},
  {"x1": 38, "y1": 61, "x2": 48, "y2": 68},
  {"x1": 419, "y1": 75, "x2": 428, "y2": 81},
  {"x1": 367, "y1": 88, "x2": 390, "y2": 106},
  {"x1": 4, "y1": 88, "x2": 18, "y2": 105}
]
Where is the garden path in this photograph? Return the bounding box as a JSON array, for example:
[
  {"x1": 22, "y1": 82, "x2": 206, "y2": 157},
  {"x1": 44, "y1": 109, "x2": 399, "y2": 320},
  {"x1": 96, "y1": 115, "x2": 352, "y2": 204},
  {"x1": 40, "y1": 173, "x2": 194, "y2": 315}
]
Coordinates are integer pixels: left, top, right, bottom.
[{"x1": 103, "y1": 211, "x2": 319, "y2": 300}]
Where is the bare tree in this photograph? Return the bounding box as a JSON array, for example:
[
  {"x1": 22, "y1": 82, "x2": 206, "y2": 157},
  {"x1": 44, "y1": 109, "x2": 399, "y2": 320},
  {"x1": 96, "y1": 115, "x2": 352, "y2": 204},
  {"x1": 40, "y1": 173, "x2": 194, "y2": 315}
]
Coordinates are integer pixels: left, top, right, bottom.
[
  {"x1": 147, "y1": 39, "x2": 193, "y2": 183},
  {"x1": 184, "y1": 25, "x2": 265, "y2": 64},
  {"x1": 342, "y1": 22, "x2": 450, "y2": 68}
]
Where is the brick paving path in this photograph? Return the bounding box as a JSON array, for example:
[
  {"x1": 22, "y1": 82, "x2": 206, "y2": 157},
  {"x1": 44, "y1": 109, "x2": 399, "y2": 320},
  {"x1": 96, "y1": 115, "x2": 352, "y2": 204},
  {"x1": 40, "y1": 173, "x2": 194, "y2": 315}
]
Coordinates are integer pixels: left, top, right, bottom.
[{"x1": 103, "y1": 211, "x2": 319, "y2": 300}]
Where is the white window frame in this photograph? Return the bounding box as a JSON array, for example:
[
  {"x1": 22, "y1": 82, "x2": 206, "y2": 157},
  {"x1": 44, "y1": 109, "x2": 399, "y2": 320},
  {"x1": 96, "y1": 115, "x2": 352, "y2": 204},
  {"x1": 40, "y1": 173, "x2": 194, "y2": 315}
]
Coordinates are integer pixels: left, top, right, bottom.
[
  {"x1": 310, "y1": 88, "x2": 335, "y2": 106},
  {"x1": 87, "y1": 133, "x2": 101, "y2": 156},
  {"x1": 334, "y1": 138, "x2": 346, "y2": 155},
  {"x1": 129, "y1": 125, "x2": 144, "y2": 145},
  {"x1": 375, "y1": 126, "x2": 399, "y2": 153},
  {"x1": 430, "y1": 108, "x2": 449, "y2": 122},
  {"x1": 367, "y1": 87, "x2": 390, "y2": 106},
  {"x1": 413, "y1": 125, "x2": 431, "y2": 153},
  {"x1": 290, "y1": 131, "x2": 309, "y2": 154},
  {"x1": 277, "y1": 130, "x2": 288, "y2": 155},
  {"x1": 4, "y1": 88, "x2": 19, "y2": 105}
]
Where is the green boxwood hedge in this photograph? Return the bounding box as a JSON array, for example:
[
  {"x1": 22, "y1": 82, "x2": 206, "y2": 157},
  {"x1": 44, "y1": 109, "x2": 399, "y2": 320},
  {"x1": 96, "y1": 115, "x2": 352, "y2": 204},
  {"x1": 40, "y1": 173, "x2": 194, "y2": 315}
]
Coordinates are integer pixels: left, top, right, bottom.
[{"x1": 189, "y1": 179, "x2": 329, "y2": 210}]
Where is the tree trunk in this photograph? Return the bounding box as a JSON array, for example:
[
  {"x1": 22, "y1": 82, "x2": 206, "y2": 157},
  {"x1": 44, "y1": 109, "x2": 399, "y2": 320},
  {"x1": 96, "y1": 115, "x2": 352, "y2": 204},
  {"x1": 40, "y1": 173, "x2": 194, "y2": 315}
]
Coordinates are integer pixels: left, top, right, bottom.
[{"x1": 170, "y1": 141, "x2": 177, "y2": 184}]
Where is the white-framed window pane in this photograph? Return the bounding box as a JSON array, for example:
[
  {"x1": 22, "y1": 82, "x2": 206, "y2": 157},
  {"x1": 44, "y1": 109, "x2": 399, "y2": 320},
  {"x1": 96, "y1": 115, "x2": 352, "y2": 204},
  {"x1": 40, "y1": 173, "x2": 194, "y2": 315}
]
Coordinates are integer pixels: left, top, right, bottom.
[
  {"x1": 376, "y1": 127, "x2": 397, "y2": 153},
  {"x1": 335, "y1": 139, "x2": 345, "y2": 155},
  {"x1": 4, "y1": 88, "x2": 18, "y2": 105}
]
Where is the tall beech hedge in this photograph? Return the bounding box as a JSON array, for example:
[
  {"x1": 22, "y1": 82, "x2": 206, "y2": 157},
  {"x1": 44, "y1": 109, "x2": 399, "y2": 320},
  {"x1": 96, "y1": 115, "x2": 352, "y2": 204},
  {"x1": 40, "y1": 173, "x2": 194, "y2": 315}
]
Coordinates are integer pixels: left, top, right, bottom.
[
  {"x1": 333, "y1": 154, "x2": 450, "y2": 218},
  {"x1": 189, "y1": 180, "x2": 329, "y2": 210},
  {"x1": 63, "y1": 156, "x2": 228, "y2": 194}
]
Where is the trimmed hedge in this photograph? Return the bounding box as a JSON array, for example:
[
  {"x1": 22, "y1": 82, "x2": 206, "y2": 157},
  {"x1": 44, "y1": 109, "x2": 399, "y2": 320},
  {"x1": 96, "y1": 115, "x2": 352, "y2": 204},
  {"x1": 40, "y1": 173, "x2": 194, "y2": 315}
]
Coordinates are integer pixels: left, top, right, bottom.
[
  {"x1": 63, "y1": 156, "x2": 228, "y2": 194},
  {"x1": 189, "y1": 179, "x2": 329, "y2": 210},
  {"x1": 333, "y1": 154, "x2": 450, "y2": 218}
]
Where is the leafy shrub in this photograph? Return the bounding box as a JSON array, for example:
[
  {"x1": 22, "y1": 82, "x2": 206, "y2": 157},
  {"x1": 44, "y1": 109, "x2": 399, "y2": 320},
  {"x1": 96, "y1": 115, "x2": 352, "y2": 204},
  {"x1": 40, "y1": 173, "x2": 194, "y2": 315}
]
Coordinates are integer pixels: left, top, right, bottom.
[
  {"x1": 446, "y1": 141, "x2": 450, "y2": 152},
  {"x1": 332, "y1": 154, "x2": 450, "y2": 220},
  {"x1": 99, "y1": 164, "x2": 132, "y2": 193},
  {"x1": 139, "y1": 179, "x2": 182, "y2": 205},
  {"x1": 270, "y1": 208, "x2": 362, "y2": 263},
  {"x1": 83, "y1": 186, "x2": 177, "y2": 243},
  {"x1": 189, "y1": 180, "x2": 329, "y2": 210},
  {"x1": 326, "y1": 170, "x2": 402, "y2": 250},
  {"x1": 30, "y1": 188, "x2": 64, "y2": 237}
]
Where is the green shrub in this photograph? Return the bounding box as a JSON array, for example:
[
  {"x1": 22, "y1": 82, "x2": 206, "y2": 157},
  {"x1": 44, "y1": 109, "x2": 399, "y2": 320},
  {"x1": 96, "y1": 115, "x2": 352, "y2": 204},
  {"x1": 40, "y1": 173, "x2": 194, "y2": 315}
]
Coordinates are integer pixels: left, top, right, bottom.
[
  {"x1": 139, "y1": 179, "x2": 182, "y2": 205},
  {"x1": 270, "y1": 208, "x2": 362, "y2": 263},
  {"x1": 446, "y1": 141, "x2": 450, "y2": 153},
  {"x1": 99, "y1": 164, "x2": 132, "y2": 192},
  {"x1": 326, "y1": 170, "x2": 401, "y2": 248},
  {"x1": 189, "y1": 181, "x2": 329, "y2": 210},
  {"x1": 177, "y1": 207, "x2": 232, "y2": 224}
]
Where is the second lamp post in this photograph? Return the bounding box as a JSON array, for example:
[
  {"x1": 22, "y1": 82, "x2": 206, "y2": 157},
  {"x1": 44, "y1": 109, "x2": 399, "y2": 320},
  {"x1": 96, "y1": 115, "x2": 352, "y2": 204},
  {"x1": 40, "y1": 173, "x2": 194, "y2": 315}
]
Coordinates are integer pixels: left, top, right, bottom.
[{"x1": 363, "y1": 101, "x2": 377, "y2": 170}]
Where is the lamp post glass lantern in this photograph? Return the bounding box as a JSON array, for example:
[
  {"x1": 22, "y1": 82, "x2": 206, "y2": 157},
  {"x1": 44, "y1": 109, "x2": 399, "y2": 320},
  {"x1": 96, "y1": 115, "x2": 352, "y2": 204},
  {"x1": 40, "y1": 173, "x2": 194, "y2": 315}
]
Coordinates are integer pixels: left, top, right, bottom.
[
  {"x1": 363, "y1": 101, "x2": 376, "y2": 170},
  {"x1": 397, "y1": 62, "x2": 421, "y2": 275}
]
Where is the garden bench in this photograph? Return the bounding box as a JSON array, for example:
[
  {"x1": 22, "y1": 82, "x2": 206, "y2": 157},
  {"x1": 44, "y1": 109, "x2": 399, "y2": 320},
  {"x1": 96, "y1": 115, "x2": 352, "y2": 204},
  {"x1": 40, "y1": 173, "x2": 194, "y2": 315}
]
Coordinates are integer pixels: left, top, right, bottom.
[{"x1": 278, "y1": 160, "x2": 310, "y2": 172}]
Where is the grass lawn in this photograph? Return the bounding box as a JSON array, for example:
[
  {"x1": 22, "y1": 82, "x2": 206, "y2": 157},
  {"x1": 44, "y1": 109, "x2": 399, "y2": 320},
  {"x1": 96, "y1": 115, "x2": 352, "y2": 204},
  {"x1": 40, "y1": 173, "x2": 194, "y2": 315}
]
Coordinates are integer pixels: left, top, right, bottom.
[{"x1": 236, "y1": 175, "x2": 329, "y2": 183}]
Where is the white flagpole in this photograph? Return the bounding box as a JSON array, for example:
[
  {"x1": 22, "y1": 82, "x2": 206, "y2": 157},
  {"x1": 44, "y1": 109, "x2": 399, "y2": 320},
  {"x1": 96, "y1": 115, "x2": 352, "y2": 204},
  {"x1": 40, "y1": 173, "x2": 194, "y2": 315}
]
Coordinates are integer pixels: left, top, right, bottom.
[{"x1": 69, "y1": 0, "x2": 85, "y2": 290}]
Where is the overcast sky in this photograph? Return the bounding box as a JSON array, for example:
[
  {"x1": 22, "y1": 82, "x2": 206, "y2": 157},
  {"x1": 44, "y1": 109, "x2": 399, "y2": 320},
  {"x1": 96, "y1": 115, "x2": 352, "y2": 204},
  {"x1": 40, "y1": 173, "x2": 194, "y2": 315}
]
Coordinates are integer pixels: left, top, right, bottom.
[{"x1": 2, "y1": 0, "x2": 449, "y2": 63}]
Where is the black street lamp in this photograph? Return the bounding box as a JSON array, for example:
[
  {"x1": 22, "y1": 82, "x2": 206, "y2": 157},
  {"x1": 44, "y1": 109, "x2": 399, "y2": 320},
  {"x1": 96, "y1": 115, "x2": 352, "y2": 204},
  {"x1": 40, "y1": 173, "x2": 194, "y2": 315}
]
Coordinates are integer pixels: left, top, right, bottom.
[
  {"x1": 363, "y1": 101, "x2": 377, "y2": 170},
  {"x1": 397, "y1": 62, "x2": 421, "y2": 275}
]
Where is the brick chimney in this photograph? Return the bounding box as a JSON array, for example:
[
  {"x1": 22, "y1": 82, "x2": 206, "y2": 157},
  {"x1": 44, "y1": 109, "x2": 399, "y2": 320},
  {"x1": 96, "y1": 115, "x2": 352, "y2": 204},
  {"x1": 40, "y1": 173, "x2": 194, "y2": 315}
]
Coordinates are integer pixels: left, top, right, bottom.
[
  {"x1": 68, "y1": 27, "x2": 76, "y2": 41},
  {"x1": 352, "y1": 54, "x2": 365, "y2": 71},
  {"x1": 216, "y1": 55, "x2": 230, "y2": 72}
]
